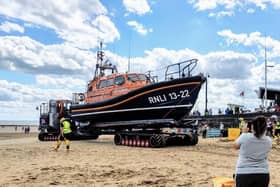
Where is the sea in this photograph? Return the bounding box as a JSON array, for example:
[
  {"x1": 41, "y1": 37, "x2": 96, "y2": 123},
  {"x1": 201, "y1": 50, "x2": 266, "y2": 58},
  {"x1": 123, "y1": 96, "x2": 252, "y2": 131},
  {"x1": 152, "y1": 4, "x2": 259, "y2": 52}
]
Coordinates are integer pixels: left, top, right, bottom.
[{"x1": 0, "y1": 120, "x2": 38, "y2": 126}]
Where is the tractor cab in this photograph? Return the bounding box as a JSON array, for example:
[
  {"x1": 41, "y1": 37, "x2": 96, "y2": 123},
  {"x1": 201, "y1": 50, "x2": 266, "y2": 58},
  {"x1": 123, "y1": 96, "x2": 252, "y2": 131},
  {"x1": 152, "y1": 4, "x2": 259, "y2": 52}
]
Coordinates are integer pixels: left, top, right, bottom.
[{"x1": 38, "y1": 99, "x2": 72, "y2": 134}]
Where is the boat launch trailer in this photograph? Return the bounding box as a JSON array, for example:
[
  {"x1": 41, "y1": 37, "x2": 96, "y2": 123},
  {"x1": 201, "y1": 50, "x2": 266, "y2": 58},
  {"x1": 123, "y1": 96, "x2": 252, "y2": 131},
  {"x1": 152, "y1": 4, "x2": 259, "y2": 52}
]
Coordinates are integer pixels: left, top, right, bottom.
[{"x1": 38, "y1": 99, "x2": 199, "y2": 148}]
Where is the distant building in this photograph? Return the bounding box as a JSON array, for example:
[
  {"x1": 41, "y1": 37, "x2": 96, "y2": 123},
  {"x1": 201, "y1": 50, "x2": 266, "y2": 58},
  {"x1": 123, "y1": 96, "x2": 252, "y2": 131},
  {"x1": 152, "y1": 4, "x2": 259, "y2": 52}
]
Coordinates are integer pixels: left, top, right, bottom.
[{"x1": 258, "y1": 87, "x2": 280, "y2": 111}]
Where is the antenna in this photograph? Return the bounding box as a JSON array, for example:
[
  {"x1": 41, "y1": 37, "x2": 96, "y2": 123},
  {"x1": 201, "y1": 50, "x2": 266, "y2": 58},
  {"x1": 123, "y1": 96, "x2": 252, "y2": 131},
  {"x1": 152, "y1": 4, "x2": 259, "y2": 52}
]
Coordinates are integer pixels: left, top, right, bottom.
[
  {"x1": 128, "y1": 32, "x2": 131, "y2": 72},
  {"x1": 128, "y1": 41, "x2": 131, "y2": 72},
  {"x1": 264, "y1": 34, "x2": 275, "y2": 111},
  {"x1": 264, "y1": 34, "x2": 267, "y2": 110},
  {"x1": 95, "y1": 42, "x2": 104, "y2": 78}
]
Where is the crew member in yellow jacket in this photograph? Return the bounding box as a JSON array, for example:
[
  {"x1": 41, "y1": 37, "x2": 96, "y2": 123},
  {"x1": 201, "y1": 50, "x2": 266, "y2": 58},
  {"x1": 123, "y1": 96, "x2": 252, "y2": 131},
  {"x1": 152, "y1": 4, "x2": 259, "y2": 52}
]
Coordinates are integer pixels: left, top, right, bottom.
[{"x1": 54, "y1": 117, "x2": 72, "y2": 151}]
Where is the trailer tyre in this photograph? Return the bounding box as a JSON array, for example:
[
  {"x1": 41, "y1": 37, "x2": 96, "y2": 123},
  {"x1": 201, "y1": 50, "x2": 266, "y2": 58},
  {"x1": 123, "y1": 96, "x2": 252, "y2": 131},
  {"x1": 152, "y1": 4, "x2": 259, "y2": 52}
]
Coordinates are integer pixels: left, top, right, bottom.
[
  {"x1": 183, "y1": 134, "x2": 192, "y2": 145},
  {"x1": 38, "y1": 133, "x2": 45, "y2": 141},
  {"x1": 149, "y1": 134, "x2": 166, "y2": 148}
]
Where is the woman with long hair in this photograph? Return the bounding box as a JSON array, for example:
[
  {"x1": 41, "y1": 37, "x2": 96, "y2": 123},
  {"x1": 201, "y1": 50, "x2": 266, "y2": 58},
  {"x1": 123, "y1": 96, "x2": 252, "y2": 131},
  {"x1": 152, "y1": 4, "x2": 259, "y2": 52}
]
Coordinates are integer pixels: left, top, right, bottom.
[{"x1": 234, "y1": 116, "x2": 272, "y2": 187}]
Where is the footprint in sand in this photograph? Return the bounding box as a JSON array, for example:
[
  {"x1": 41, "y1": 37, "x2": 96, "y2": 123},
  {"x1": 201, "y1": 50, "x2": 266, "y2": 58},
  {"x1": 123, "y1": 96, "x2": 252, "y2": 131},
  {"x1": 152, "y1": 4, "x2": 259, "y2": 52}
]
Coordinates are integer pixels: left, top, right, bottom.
[
  {"x1": 49, "y1": 181, "x2": 60, "y2": 185},
  {"x1": 40, "y1": 167, "x2": 50, "y2": 171}
]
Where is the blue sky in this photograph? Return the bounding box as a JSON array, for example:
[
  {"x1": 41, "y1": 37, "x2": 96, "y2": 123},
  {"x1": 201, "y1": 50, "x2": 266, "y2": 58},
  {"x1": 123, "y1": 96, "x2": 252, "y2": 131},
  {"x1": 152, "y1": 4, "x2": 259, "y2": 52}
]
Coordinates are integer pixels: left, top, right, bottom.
[{"x1": 0, "y1": 0, "x2": 280, "y2": 120}]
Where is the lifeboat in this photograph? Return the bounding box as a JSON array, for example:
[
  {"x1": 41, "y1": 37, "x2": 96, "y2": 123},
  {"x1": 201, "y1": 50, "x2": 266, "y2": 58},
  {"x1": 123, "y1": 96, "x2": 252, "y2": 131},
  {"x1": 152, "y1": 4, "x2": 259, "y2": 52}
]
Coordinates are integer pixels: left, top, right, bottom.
[{"x1": 70, "y1": 42, "x2": 205, "y2": 124}]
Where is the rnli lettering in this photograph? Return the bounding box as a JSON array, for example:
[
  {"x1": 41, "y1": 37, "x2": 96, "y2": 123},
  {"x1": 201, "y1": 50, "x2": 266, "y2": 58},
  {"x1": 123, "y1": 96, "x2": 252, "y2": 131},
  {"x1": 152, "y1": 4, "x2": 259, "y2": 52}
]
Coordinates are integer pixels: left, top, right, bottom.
[
  {"x1": 148, "y1": 89, "x2": 190, "y2": 104},
  {"x1": 148, "y1": 94, "x2": 167, "y2": 104}
]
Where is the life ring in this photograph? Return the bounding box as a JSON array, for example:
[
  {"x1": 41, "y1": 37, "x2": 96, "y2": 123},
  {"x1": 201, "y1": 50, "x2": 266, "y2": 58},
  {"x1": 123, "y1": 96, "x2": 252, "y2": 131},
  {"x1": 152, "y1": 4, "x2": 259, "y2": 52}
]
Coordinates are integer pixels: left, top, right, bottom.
[{"x1": 78, "y1": 93, "x2": 85, "y2": 101}]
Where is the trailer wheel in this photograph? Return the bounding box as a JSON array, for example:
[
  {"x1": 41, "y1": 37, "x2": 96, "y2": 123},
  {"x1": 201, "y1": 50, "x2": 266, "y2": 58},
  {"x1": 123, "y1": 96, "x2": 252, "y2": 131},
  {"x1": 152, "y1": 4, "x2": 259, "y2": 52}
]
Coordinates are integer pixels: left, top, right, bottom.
[
  {"x1": 38, "y1": 133, "x2": 45, "y2": 141},
  {"x1": 183, "y1": 134, "x2": 192, "y2": 145},
  {"x1": 114, "y1": 134, "x2": 122, "y2": 145},
  {"x1": 149, "y1": 134, "x2": 166, "y2": 148}
]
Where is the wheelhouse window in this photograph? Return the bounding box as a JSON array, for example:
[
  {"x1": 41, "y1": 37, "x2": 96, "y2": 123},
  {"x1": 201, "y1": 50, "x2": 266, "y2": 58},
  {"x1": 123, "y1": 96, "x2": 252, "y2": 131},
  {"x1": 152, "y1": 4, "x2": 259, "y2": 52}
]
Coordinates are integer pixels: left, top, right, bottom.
[
  {"x1": 115, "y1": 76, "x2": 125, "y2": 85},
  {"x1": 106, "y1": 78, "x2": 114, "y2": 87},
  {"x1": 98, "y1": 80, "x2": 106, "y2": 88},
  {"x1": 127, "y1": 74, "x2": 138, "y2": 82},
  {"x1": 138, "y1": 74, "x2": 148, "y2": 81}
]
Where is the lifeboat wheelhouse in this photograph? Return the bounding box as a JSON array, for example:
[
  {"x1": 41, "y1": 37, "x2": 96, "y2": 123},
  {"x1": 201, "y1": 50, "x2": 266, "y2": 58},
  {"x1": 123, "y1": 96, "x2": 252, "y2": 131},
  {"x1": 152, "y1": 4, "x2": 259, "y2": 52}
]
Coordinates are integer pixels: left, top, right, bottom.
[
  {"x1": 86, "y1": 73, "x2": 152, "y2": 103},
  {"x1": 85, "y1": 42, "x2": 152, "y2": 103}
]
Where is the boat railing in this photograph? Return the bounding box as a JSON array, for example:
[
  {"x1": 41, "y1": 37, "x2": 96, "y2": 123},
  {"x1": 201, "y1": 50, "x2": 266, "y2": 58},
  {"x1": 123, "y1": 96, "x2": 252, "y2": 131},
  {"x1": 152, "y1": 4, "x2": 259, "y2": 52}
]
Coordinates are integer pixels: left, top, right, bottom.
[
  {"x1": 145, "y1": 71, "x2": 158, "y2": 83},
  {"x1": 165, "y1": 59, "x2": 198, "y2": 80}
]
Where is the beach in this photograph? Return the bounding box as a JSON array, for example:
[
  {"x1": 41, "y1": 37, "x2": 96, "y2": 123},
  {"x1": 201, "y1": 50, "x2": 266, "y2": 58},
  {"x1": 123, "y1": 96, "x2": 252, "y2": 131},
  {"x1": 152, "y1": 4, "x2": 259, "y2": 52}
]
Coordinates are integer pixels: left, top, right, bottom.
[
  {"x1": 0, "y1": 125, "x2": 38, "y2": 134},
  {"x1": 0, "y1": 133, "x2": 280, "y2": 187}
]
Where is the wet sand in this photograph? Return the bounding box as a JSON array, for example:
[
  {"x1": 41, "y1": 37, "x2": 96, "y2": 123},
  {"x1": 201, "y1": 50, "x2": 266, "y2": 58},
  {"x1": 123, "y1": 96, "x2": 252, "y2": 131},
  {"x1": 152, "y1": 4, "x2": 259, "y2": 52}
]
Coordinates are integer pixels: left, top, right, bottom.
[
  {"x1": 0, "y1": 133, "x2": 37, "y2": 141},
  {"x1": 0, "y1": 134, "x2": 280, "y2": 187}
]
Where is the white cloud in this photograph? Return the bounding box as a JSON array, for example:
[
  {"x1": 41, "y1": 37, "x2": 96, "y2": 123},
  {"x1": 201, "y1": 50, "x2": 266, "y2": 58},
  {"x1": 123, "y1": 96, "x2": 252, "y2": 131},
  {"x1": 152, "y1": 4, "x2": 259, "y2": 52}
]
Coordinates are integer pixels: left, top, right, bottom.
[
  {"x1": 0, "y1": 0, "x2": 119, "y2": 49},
  {"x1": 248, "y1": 0, "x2": 266, "y2": 10},
  {"x1": 247, "y1": 8, "x2": 255, "y2": 14},
  {"x1": 35, "y1": 75, "x2": 86, "y2": 90},
  {"x1": 0, "y1": 80, "x2": 70, "y2": 103},
  {"x1": 94, "y1": 47, "x2": 202, "y2": 85},
  {"x1": 208, "y1": 11, "x2": 234, "y2": 18},
  {"x1": 107, "y1": 47, "x2": 256, "y2": 82},
  {"x1": 188, "y1": 0, "x2": 237, "y2": 11},
  {"x1": 91, "y1": 15, "x2": 120, "y2": 43},
  {"x1": 0, "y1": 79, "x2": 74, "y2": 120},
  {"x1": 250, "y1": 60, "x2": 280, "y2": 88},
  {"x1": 188, "y1": 0, "x2": 280, "y2": 15},
  {"x1": 203, "y1": 51, "x2": 257, "y2": 79},
  {"x1": 218, "y1": 29, "x2": 280, "y2": 58},
  {"x1": 270, "y1": 0, "x2": 280, "y2": 8},
  {"x1": 123, "y1": 0, "x2": 152, "y2": 15},
  {"x1": 0, "y1": 36, "x2": 97, "y2": 76},
  {"x1": 0, "y1": 21, "x2": 24, "y2": 33},
  {"x1": 127, "y1": 21, "x2": 153, "y2": 35}
]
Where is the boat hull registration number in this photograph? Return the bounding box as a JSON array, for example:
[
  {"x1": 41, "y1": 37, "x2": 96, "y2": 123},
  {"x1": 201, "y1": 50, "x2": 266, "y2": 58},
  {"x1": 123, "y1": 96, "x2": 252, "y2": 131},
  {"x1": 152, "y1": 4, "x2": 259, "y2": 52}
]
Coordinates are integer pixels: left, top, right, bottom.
[{"x1": 148, "y1": 89, "x2": 190, "y2": 104}]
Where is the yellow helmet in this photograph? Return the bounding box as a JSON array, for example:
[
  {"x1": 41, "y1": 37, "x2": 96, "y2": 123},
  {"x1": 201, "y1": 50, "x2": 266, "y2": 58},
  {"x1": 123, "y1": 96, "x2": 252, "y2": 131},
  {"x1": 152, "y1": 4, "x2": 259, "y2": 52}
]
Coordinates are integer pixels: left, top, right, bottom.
[
  {"x1": 60, "y1": 117, "x2": 65, "y2": 123},
  {"x1": 239, "y1": 117, "x2": 244, "y2": 121}
]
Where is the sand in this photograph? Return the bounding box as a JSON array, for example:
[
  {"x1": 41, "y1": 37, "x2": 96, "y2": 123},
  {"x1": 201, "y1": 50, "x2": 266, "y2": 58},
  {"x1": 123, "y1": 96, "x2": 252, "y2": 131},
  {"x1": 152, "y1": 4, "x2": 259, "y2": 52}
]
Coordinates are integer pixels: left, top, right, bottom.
[{"x1": 0, "y1": 133, "x2": 280, "y2": 187}]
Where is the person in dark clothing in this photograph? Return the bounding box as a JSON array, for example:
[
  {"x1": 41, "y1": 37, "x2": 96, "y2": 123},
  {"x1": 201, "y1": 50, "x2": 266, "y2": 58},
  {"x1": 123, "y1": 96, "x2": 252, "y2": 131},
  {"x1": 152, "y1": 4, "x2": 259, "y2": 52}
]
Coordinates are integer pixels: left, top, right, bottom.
[{"x1": 202, "y1": 124, "x2": 208, "y2": 138}]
